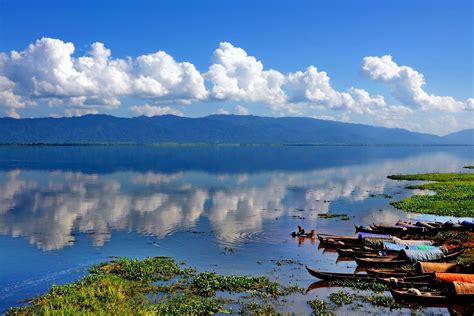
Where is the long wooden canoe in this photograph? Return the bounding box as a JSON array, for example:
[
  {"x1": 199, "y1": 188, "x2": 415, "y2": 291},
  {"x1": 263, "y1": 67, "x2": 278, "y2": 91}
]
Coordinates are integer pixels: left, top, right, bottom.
[{"x1": 355, "y1": 248, "x2": 464, "y2": 267}]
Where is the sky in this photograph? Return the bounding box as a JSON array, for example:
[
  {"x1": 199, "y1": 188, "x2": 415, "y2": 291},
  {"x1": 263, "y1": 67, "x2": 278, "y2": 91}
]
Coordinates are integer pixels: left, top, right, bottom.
[{"x1": 0, "y1": 0, "x2": 472, "y2": 135}]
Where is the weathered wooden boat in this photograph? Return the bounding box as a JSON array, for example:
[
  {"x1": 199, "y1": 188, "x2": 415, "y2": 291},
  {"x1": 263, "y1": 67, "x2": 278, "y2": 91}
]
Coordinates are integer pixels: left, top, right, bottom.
[
  {"x1": 336, "y1": 247, "x2": 401, "y2": 257},
  {"x1": 372, "y1": 224, "x2": 435, "y2": 235},
  {"x1": 305, "y1": 266, "x2": 431, "y2": 282},
  {"x1": 389, "y1": 282, "x2": 474, "y2": 304},
  {"x1": 366, "y1": 268, "x2": 416, "y2": 278},
  {"x1": 317, "y1": 233, "x2": 360, "y2": 242},
  {"x1": 378, "y1": 279, "x2": 431, "y2": 288},
  {"x1": 355, "y1": 247, "x2": 464, "y2": 267}
]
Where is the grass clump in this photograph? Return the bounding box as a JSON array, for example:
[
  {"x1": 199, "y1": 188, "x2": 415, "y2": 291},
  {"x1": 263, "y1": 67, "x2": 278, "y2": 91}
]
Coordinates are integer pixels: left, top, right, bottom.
[
  {"x1": 388, "y1": 173, "x2": 474, "y2": 217},
  {"x1": 307, "y1": 298, "x2": 334, "y2": 315},
  {"x1": 364, "y1": 295, "x2": 399, "y2": 308},
  {"x1": 318, "y1": 213, "x2": 350, "y2": 220},
  {"x1": 328, "y1": 290, "x2": 354, "y2": 306},
  {"x1": 90, "y1": 256, "x2": 192, "y2": 282},
  {"x1": 151, "y1": 294, "x2": 226, "y2": 315},
  {"x1": 239, "y1": 301, "x2": 277, "y2": 315},
  {"x1": 192, "y1": 272, "x2": 280, "y2": 297},
  {"x1": 8, "y1": 257, "x2": 300, "y2": 315}
]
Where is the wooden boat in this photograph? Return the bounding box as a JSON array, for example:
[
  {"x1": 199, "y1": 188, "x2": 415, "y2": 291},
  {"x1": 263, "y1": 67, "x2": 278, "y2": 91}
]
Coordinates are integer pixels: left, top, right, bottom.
[
  {"x1": 317, "y1": 233, "x2": 360, "y2": 242},
  {"x1": 305, "y1": 266, "x2": 431, "y2": 282},
  {"x1": 319, "y1": 239, "x2": 362, "y2": 249},
  {"x1": 371, "y1": 224, "x2": 434, "y2": 235},
  {"x1": 389, "y1": 282, "x2": 474, "y2": 304},
  {"x1": 306, "y1": 266, "x2": 375, "y2": 281},
  {"x1": 355, "y1": 247, "x2": 464, "y2": 267},
  {"x1": 378, "y1": 279, "x2": 431, "y2": 288},
  {"x1": 366, "y1": 268, "x2": 416, "y2": 278},
  {"x1": 336, "y1": 247, "x2": 400, "y2": 257}
]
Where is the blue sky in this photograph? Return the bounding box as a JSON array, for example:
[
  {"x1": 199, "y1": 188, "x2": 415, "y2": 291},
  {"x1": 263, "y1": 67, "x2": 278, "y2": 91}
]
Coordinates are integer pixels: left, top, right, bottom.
[{"x1": 0, "y1": 0, "x2": 472, "y2": 134}]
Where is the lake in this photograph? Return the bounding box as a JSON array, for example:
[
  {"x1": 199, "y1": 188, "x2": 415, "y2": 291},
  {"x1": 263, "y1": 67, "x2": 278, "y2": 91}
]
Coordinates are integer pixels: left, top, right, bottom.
[{"x1": 0, "y1": 146, "x2": 472, "y2": 314}]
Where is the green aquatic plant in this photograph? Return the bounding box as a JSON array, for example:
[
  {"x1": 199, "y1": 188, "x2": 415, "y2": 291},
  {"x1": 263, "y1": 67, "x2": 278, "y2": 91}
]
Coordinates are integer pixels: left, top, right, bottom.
[
  {"x1": 191, "y1": 272, "x2": 280, "y2": 297},
  {"x1": 7, "y1": 257, "x2": 300, "y2": 315},
  {"x1": 307, "y1": 298, "x2": 334, "y2": 315},
  {"x1": 364, "y1": 295, "x2": 399, "y2": 308},
  {"x1": 388, "y1": 173, "x2": 474, "y2": 217},
  {"x1": 328, "y1": 290, "x2": 354, "y2": 306},
  {"x1": 239, "y1": 301, "x2": 277, "y2": 315},
  {"x1": 90, "y1": 256, "x2": 192, "y2": 282},
  {"x1": 318, "y1": 213, "x2": 350, "y2": 220}
]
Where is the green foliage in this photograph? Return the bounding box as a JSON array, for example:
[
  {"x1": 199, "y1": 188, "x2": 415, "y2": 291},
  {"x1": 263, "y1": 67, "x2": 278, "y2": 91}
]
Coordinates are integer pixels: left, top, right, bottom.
[
  {"x1": 8, "y1": 274, "x2": 156, "y2": 315},
  {"x1": 307, "y1": 298, "x2": 334, "y2": 315},
  {"x1": 464, "y1": 166, "x2": 474, "y2": 169},
  {"x1": 152, "y1": 295, "x2": 226, "y2": 315},
  {"x1": 239, "y1": 301, "x2": 277, "y2": 315},
  {"x1": 318, "y1": 213, "x2": 350, "y2": 220},
  {"x1": 388, "y1": 173, "x2": 474, "y2": 217},
  {"x1": 328, "y1": 291, "x2": 354, "y2": 306},
  {"x1": 90, "y1": 256, "x2": 191, "y2": 282},
  {"x1": 7, "y1": 257, "x2": 296, "y2": 315},
  {"x1": 192, "y1": 272, "x2": 280, "y2": 297},
  {"x1": 364, "y1": 295, "x2": 399, "y2": 308}
]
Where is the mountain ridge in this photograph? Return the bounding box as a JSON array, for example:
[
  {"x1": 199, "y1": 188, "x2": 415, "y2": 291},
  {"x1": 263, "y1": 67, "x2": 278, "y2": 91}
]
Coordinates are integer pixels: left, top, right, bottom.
[{"x1": 0, "y1": 114, "x2": 472, "y2": 145}]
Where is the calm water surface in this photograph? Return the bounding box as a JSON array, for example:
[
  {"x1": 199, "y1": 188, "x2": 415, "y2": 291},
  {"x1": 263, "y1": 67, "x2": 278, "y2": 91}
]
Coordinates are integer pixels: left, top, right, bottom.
[{"x1": 0, "y1": 146, "x2": 472, "y2": 314}]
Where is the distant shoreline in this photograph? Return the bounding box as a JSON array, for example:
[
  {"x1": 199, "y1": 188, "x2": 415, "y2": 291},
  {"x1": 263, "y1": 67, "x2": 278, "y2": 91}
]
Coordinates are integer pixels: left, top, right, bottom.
[{"x1": 0, "y1": 143, "x2": 472, "y2": 147}]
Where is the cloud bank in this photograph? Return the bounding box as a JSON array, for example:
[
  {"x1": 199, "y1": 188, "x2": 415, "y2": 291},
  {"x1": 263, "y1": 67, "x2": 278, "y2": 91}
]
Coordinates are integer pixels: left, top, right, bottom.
[{"x1": 0, "y1": 38, "x2": 471, "y2": 132}]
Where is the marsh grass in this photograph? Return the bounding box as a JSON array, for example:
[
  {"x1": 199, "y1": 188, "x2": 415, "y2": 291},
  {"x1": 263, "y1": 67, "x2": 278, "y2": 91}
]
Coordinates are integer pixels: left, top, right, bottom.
[
  {"x1": 8, "y1": 257, "x2": 299, "y2": 315},
  {"x1": 318, "y1": 213, "x2": 350, "y2": 220},
  {"x1": 388, "y1": 173, "x2": 474, "y2": 217},
  {"x1": 307, "y1": 298, "x2": 334, "y2": 315}
]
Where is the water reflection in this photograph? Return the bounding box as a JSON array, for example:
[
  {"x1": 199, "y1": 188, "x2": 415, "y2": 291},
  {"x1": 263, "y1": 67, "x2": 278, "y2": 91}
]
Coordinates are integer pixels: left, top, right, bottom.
[{"x1": 0, "y1": 149, "x2": 470, "y2": 251}]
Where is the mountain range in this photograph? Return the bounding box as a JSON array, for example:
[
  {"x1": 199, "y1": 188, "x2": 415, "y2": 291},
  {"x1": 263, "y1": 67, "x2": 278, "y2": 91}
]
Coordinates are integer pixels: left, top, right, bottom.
[{"x1": 0, "y1": 114, "x2": 472, "y2": 145}]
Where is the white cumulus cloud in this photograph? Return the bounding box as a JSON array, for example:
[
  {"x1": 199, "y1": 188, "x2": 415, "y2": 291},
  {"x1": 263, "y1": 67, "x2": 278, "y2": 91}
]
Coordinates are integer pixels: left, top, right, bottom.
[
  {"x1": 129, "y1": 104, "x2": 184, "y2": 117},
  {"x1": 236, "y1": 105, "x2": 249, "y2": 115},
  {"x1": 362, "y1": 55, "x2": 470, "y2": 112},
  {"x1": 0, "y1": 37, "x2": 206, "y2": 117}
]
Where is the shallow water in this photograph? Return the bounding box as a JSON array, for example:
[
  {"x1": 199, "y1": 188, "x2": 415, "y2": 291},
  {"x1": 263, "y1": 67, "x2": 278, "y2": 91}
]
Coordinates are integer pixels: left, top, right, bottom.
[{"x1": 0, "y1": 146, "x2": 472, "y2": 314}]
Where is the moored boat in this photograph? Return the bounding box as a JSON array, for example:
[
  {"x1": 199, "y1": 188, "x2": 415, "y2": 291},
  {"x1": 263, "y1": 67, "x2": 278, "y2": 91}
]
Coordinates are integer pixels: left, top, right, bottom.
[
  {"x1": 389, "y1": 281, "x2": 474, "y2": 304},
  {"x1": 354, "y1": 247, "x2": 464, "y2": 267}
]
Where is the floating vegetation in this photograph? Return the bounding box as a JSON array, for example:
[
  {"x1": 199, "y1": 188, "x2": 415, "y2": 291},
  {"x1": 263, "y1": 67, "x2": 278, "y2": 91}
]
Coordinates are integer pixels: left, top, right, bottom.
[
  {"x1": 388, "y1": 173, "x2": 474, "y2": 217},
  {"x1": 239, "y1": 301, "x2": 276, "y2": 315},
  {"x1": 464, "y1": 166, "x2": 474, "y2": 169},
  {"x1": 318, "y1": 213, "x2": 350, "y2": 220},
  {"x1": 307, "y1": 298, "x2": 333, "y2": 315},
  {"x1": 369, "y1": 193, "x2": 393, "y2": 198},
  {"x1": 191, "y1": 272, "x2": 280, "y2": 297},
  {"x1": 8, "y1": 257, "x2": 300, "y2": 315},
  {"x1": 221, "y1": 247, "x2": 236, "y2": 255},
  {"x1": 270, "y1": 259, "x2": 302, "y2": 266},
  {"x1": 326, "y1": 279, "x2": 388, "y2": 292},
  {"x1": 364, "y1": 295, "x2": 400, "y2": 308},
  {"x1": 329, "y1": 290, "x2": 354, "y2": 306}
]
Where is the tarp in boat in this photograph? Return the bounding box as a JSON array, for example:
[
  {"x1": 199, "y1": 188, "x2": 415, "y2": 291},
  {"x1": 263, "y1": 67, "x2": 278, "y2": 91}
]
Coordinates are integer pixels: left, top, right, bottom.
[
  {"x1": 362, "y1": 236, "x2": 395, "y2": 246},
  {"x1": 392, "y1": 237, "x2": 433, "y2": 246},
  {"x1": 453, "y1": 281, "x2": 474, "y2": 295},
  {"x1": 382, "y1": 242, "x2": 434, "y2": 251},
  {"x1": 435, "y1": 273, "x2": 474, "y2": 283},
  {"x1": 357, "y1": 232, "x2": 392, "y2": 239},
  {"x1": 416, "y1": 262, "x2": 459, "y2": 274},
  {"x1": 402, "y1": 248, "x2": 444, "y2": 262},
  {"x1": 461, "y1": 220, "x2": 474, "y2": 229}
]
